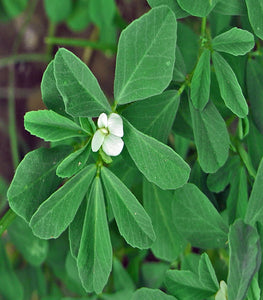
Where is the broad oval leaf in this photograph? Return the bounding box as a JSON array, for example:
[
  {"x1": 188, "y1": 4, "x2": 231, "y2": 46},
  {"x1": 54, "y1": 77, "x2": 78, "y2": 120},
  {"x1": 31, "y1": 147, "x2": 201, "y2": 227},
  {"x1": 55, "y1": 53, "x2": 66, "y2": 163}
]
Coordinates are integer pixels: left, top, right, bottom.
[
  {"x1": 245, "y1": 0, "x2": 263, "y2": 39},
  {"x1": 7, "y1": 146, "x2": 71, "y2": 222},
  {"x1": 132, "y1": 287, "x2": 176, "y2": 300},
  {"x1": 177, "y1": 0, "x2": 218, "y2": 17},
  {"x1": 123, "y1": 119, "x2": 190, "y2": 190},
  {"x1": 190, "y1": 49, "x2": 211, "y2": 110},
  {"x1": 227, "y1": 220, "x2": 261, "y2": 300},
  {"x1": 101, "y1": 166, "x2": 155, "y2": 249},
  {"x1": 173, "y1": 183, "x2": 229, "y2": 248},
  {"x1": 190, "y1": 101, "x2": 229, "y2": 173},
  {"x1": 122, "y1": 90, "x2": 180, "y2": 143},
  {"x1": 147, "y1": 0, "x2": 189, "y2": 18},
  {"x1": 212, "y1": 27, "x2": 254, "y2": 56},
  {"x1": 24, "y1": 110, "x2": 87, "y2": 142},
  {"x1": 30, "y1": 164, "x2": 96, "y2": 239},
  {"x1": 143, "y1": 179, "x2": 186, "y2": 262},
  {"x1": 114, "y1": 6, "x2": 177, "y2": 104},
  {"x1": 212, "y1": 51, "x2": 248, "y2": 118},
  {"x1": 77, "y1": 177, "x2": 112, "y2": 294},
  {"x1": 54, "y1": 48, "x2": 111, "y2": 117}
]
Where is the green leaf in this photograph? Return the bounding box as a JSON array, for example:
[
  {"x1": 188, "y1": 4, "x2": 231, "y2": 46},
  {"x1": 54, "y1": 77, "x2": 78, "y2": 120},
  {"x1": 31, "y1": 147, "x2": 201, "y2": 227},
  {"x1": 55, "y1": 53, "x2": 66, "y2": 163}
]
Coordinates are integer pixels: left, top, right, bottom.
[
  {"x1": 173, "y1": 46, "x2": 187, "y2": 82},
  {"x1": 177, "y1": 0, "x2": 218, "y2": 17},
  {"x1": 123, "y1": 119, "x2": 190, "y2": 190},
  {"x1": 190, "y1": 49, "x2": 211, "y2": 110},
  {"x1": 212, "y1": 27, "x2": 254, "y2": 56},
  {"x1": 173, "y1": 183, "x2": 229, "y2": 248},
  {"x1": 113, "y1": 257, "x2": 135, "y2": 291},
  {"x1": 54, "y1": 48, "x2": 111, "y2": 117},
  {"x1": 227, "y1": 220, "x2": 261, "y2": 300},
  {"x1": 56, "y1": 141, "x2": 91, "y2": 178},
  {"x1": 132, "y1": 288, "x2": 176, "y2": 300},
  {"x1": 44, "y1": 0, "x2": 72, "y2": 23},
  {"x1": 8, "y1": 146, "x2": 70, "y2": 222},
  {"x1": 147, "y1": 0, "x2": 189, "y2": 18},
  {"x1": 66, "y1": 0, "x2": 90, "y2": 32},
  {"x1": 89, "y1": 0, "x2": 115, "y2": 28},
  {"x1": 101, "y1": 166, "x2": 155, "y2": 249},
  {"x1": 41, "y1": 61, "x2": 67, "y2": 117},
  {"x1": 143, "y1": 180, "x2": 186, "y2": 262},
  {"x1": 245, "y1": 158, "x2": 263, "y2": 225},
  {"x1": 245, "y1": 0, "x2": 263, "y2": 39},
  {"x1": 77, "y1": 177, "x2": 112, "y2": 294},
  {"x1": 212, "y1": 51, "x2": 248, "y2": 118},
  {"x1": 8, "y1": 216, "x2": 48, "y2": 266},
  {"x1": 190, "y1": 100, "x2": 229, "y2": 173},
  {"x1": 30, "y1": 164, "x2": 96, "y2": 239},
  {"x1": 122, "y1": 90, "x2": 180, "y2": 143},
  {"x1": 256, "y1": 222, "x2": 263, "y2": 297},
  {"x1": 2, "y1": 0, "x2": 28, "y2": 18},
  {"x1": 214, "y1": 0, "x2": 246, "y2": 15},
  {"x1": 198, "y1": 253, "x2": 219, "y2": 292},
  {"x1": 142, "y1": 262, "x2": 170, "y2": 289},
  {"x1": 0, "y1": 240, "x2": 23, "y2": 300},
  {"x1": 24, "y1": 110, "x2": 87, "y2": 142},
  {"x1": 247, "y1": 57, "x2": 263, "y2": 134},
  {"x1": 114, "y1": 6, "x2": 177, "y2": 104}
]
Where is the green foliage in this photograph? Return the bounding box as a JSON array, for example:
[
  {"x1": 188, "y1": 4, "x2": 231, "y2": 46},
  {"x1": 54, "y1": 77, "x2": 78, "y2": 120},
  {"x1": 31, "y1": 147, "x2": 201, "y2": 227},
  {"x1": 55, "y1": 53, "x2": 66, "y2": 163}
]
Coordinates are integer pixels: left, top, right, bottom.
[
  {"x1": 176, "y1": 0, "x2": 218, "y2": 17},
  {"x1": 44, "y1": 0, "x2": 72, "y2": 23},
  {"x1": 2, "y1": 0, "x2": 28, "y2": 18},
  {"x1": 245, "y1": 0, "x2": 263, "y2": 39}
]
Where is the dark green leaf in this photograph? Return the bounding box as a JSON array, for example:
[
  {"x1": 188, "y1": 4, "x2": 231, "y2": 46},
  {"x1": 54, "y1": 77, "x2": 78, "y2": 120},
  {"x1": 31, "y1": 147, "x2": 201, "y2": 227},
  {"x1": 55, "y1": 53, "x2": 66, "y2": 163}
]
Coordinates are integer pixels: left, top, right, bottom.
[
  {"x1": 214, "y1": 0, "x2": 246, "y2": 15},
  {"x1": 66, "y1": 0, "x2": 90, "y2": 31},
  {"x1": 132, "y1": 288, "x2": 176, "y2": 300},
  {"x1": 2, "y1": 0, "x2": 27, "y2": 18},
  {"x1": 8, "y1": 147, "x2": 70, "y2": 222},
  {"x1": 177, "y1": 0, "x2": 218, "y2": 17},
  {"x1": 198, "y1": 253, "x2": 219, "y2": 292},
  {"x1": 114, "y1": 6, "x2": 177, "y2": 104},
  {"x1": 227, "y1": 220, "x2": 261, "y2": 300},
  {"x1": 113, "y1": 257, "x2": 135, "y2": 291},
  {"x1": 142, "y1": 262, "x2": 170, "y2": 289},
  {"x1": 143, "y1": 180, "x2": 186, "y2": 261},
  {"x1": 173, "y1": 183, "x2": 229, "y2": 248},
  {"x1": 147, "y1": 0, "x2": 189, "y2": 18},
  {"x1": 212, "y1": 51, "x2": 248, "y2": 118},
  {"x1": 245, "y1": 0, "x2": 263, "y2": 39},
  {"x1": 190, "y1": 49, "x2": 211, "y2": 110},
  {"x1": 44, "y1": 0, "x2": 72, "y2": 23},
  {"x1": 54, "y1": 48, "x2": 111, "y2": 117},
  {"x1": 101, "y1": 166, "x2": 155, "y2": 249},
  {"x1": 56, "y1": 141, "x2": 91, "y2": 178},
  {"x1": 123, "y1": 119, "x2": 190, "y2": 190},
  {"x1": 173, "y1": 46, "x2": 187, "y2": 82},
  {"x1": 122, "y1": 90, "x2": 180, "y2": 143},
  {"x1": 77, "y1": 177, "x2": 112, "y2": 294},
  {"x1": 89, "y1": 0, "x2": 115, "y2": 28},
  {"x1": 190, "y1": 100, "x2": 229, "y2": 173},
  {"x1": 30, "y1": 164, "x2": 96, "y2": 239},
  {"x1": 24, "y1": 110, "x2": 87, "y2": 142},
  {"x1": 212, "y1": 27, "x2": 254, "y2": 56}
]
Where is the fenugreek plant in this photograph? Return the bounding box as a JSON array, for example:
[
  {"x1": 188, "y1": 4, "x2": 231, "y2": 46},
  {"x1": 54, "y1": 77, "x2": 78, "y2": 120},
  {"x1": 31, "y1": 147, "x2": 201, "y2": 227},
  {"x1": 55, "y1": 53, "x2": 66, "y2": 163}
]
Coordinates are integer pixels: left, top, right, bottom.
[{"x1": 1, "y1": 0, "x2": 263, "y2": 299}]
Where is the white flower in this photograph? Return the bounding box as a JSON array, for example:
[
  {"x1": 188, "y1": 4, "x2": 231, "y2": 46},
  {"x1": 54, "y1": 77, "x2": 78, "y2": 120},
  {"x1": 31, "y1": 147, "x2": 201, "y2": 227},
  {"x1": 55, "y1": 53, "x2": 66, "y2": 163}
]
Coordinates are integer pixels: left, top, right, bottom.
[{"x1": 91, "y1": 113, "x2": 124, "y2": 156}]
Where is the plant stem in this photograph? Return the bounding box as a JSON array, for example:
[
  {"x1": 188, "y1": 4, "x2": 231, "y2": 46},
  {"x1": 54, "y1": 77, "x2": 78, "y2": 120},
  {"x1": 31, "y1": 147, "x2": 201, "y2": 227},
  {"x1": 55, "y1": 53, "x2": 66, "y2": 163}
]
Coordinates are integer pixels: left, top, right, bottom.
[
  {"x1": 45, "y1": 37, "x2": 117, "y2": 53},
  {"x1": 236, "y1": 142, "x2": 257, "y2": 179},
  {"x1": 0, "y1": 53, "x2": 49, "y2": 68},
  {"x1": 201, "y1": 17, "x2": 207, "y2": 38},
  {"x1": 0, "y1": 209, "x2": 16, "y2": 236}
]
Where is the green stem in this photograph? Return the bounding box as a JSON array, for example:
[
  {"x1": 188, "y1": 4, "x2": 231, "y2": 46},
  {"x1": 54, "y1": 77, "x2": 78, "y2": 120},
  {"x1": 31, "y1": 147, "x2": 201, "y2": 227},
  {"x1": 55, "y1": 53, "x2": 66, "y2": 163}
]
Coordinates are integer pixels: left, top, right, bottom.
[
  {"x1": 236, "y1": 141, "x2": 257, "y2": 179},
  {"x1": 0, "y1": 209, "x2": 16, "y2": 236},
  {"x1": 45, "y1": 21, "x2": 56, "y2": 57},
  {"x1": 201, "y1": 17, "x2": 207, "y2": 38},
  {"x1": 45, "y1": 37, "x2": 117, "y2": 53},
  {"x1": 0, "y1": 53, "x2": 49, "y2": 68}
]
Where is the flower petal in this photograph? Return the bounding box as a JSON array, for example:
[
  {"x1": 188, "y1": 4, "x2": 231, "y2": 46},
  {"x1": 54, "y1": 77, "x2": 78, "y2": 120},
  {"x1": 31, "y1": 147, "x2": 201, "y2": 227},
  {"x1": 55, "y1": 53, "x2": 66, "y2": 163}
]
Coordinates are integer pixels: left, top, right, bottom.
[
  {"x1": 102, "y1": 134, "x2": 124, "y2": 156},
  {"x1": 91, "y1": 130, "x2": 105, "y2": 152},
  {"x1": 108, "y1": 113, "x2": 123, "y2": 137},
  {"x1": 98, "y1": 113, "x2": 108, "y2": 128}
]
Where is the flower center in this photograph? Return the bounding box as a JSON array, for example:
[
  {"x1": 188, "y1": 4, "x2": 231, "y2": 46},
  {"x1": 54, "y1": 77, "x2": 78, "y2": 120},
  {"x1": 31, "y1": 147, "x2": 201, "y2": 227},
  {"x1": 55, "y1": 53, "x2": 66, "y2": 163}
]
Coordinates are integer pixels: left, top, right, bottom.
[{"x1": 100, "y1": 127, "x2": 109, "y2": 136}]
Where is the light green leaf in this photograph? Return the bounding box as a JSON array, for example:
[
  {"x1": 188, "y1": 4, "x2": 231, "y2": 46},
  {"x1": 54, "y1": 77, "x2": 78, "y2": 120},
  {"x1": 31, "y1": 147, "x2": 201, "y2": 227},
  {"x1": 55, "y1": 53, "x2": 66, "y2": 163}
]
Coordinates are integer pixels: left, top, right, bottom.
[
  {"x1": 77, "y1": 177, "x2": 112, "y2": 294},
  {"x1": 44, "y1": 0, "x2": 72, "y2": 23},
  {"x1": 227, "y1": 220, "x2": 261, "y2": 300},
  {"x1": 122, "y1": 90, "x2": 180, "y2": 143},
  {"x1": 190, "y1": 100, "x2": 229, "y2": 173},
  {"x1": 101, "y1": 166, "x2": 155, "y2": 249},
  {"x1": 56, "y1": 141, "x2": 91, "y2": 178},
  {"x1": 147, "y1": 0, "x2": 189, "y2": 18},
  {"x1": 41, "y1": 61, "x2": 68, "y2": 117},
  {"x1": 177, "y1": 0, "x2": 218, "y2": 17},
  {"x1": 54, "y1": 48, "x2": 111, "y2": 117},
  {"x1": 8, "y1": 216, "x2": 48, "y2": 266},
  {"x1": 143, "y1": 180, "x2": 186, "y2": 261},
  {"x1": 247, "y1": 57, "x2": 263, "y2": 134},
  {"x1": 245, "y1": 158, "x2": 263, "y2": 225},
  {"x1": 8, "y1": 146, "x2": 70, "y2": 222},
  {"x1": 173, "y1": 183, "x2": 229, "y2": 248},
  {"x1": 123, "y1": 119, "x2": 190, "y2": 190},
  {"x1": 212, "y1": 27, "x2": 254, "y2": 56},
  {"x1": 30, "y1": 164, "x2": 96, "y2": 239},
  {"x1": 132, "y1": 287, "x2": 177, "y2": 300},
  {"x1": 24, "y1": 110, "x2": 87, "y2": 142},
  {"x1": 245, "y1": 0, "x2": 263, "y2": 39},
  {"x1": 113, "y1": 257, "x2": 135, "y2": 291},
  {"x1": 2, "y1": 0, "x2": 27, "y2": 18},
  {"x1": 190, "y1": 49, "x2": 211, "y2": 110},
  {"x1": 198, "y1": 253, "x2": 219, "y2": 292},
  {"x1": 114, "y1": 6, "x2": 177, "y2": 104},
  {"x1": 212, "y1": 51, "x2": 248, "y2": 118}
]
